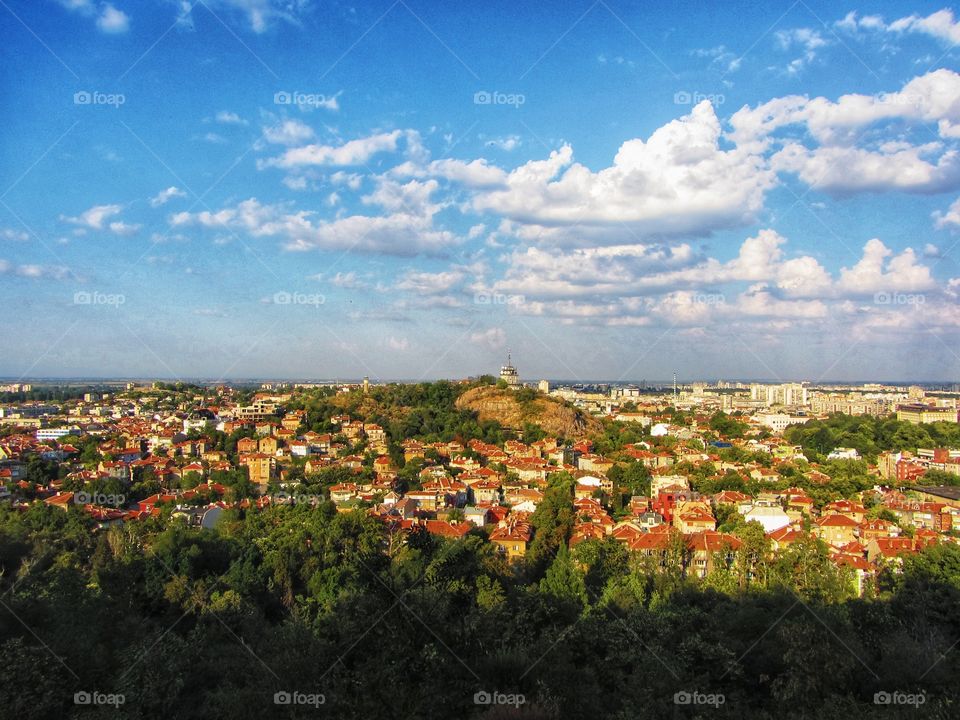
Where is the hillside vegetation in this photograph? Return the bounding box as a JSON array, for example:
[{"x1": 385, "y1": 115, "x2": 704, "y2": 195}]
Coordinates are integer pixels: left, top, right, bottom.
[{"x1": 455, "y1": 385, "x2": 601, "y2": 438}]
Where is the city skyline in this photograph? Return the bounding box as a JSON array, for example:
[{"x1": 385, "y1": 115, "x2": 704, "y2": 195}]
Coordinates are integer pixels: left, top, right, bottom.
[{"x1": 4, "y1": 1, "x2": 960, "y2": 381}]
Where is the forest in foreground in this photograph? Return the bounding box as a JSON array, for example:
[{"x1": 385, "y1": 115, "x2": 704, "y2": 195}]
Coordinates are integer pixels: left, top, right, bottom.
[{"x1": 1, "y1": 497, "x2": 959, "y2": 719}]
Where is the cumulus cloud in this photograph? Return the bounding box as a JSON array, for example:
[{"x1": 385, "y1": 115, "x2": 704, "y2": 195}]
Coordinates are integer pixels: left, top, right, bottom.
[
  {"x1": 96, "y1": 3, "x2": 129, "y2": 33},
  {"x1": 62, "y1": 204, "x2": 139, "y2": 234},
  {"x1": 215, "y1": 111, "x2": 247, "y2": 125},
  {"x1": 1, "y1": 228, "x2": 29, "y2": 242},
  {"x1": 395, "y1": 269, "x2": 465, "y2": 294},
  {"x1": 108, "y1": 221, "x2": 141, "y2": 236},
  {"x1": 259, "y1": 130, "x2": 408, "y2": 169},
  {"x1": 774, "y1": 28, "x2": 827, "y2": 75},
  {"x1": 839, "y1": 8, "x2": 960, "y2": 46},
  {"x1": 773, "y1": 141, "x2": 960, "y2": 195},
  {"x1": 0, "y1": 260, "x2": 72, "y2": 280},
  {"x1": 149, "y1": 187, "x2": 187, "y2": 208},
  {"x1": 490, "y1": 228, "x2": 945, "y2": 332},
  {"x1": 262, "y1": 119, "x2": 315, "y2": 146},
  {"x1": 933, "y1": 197, "x2": 960, "y2": 228},
  {"x1": 59, "y1": 0, "x2": 130, "y2": 33},
  {"x1": 464, "y1": 102, "x2": 775, "y2": 241},
  {"x1": 731, "y1": 69, "x2": 960, "y2": 147},
  {"x1": 177, "y1": 0, "x2": 307, "y2": 33},
  {"x1": 837, "y1": 239, "x2": 937, "y2": 295},
  {"x1": 169, "y1": 186, "x2": 459, "y2": 257},
  {"x1": 470, "y1": 327, "x2": 507, "y2": 349}
]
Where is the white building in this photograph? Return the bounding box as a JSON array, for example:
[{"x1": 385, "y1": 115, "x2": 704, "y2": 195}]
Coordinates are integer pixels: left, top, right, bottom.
[
  {"x1": 827, "y1": 447, "x2": 860, "y2": 460},
  {"x1": 499, "y1": 354, "x2": 521, "y2": 387},
  {"x1": 753, "y1": 413, "x2": 809, "y2": 433}
]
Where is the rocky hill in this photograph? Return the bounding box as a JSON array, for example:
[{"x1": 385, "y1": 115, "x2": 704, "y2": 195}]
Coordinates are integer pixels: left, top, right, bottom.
[{"x1": 455, "y1": 386, "x2": 601, "y2": 438}]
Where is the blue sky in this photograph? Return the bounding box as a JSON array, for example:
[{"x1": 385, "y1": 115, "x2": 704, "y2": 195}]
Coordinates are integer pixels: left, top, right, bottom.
[{"x1": 3, "y1": 0, "x2": 960, "y2": 382}]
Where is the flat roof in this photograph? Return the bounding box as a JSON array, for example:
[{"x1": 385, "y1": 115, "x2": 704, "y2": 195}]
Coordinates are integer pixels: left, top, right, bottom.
[{"x1": 915, "y1": 485, "x2": 960, "y2": 501}]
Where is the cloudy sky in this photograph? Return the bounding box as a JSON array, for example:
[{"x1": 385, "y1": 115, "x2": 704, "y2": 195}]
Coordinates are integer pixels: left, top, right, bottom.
[{"x1": 3, "y1": 1, "x2": 960, "y2": 382}]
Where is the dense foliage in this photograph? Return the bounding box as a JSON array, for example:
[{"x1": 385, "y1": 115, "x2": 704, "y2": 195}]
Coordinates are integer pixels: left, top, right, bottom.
[
  {"x1": 1, "y1": 503, "x2": 958, "y2": 719},
  {"x1": 786, "y1": 413, "x2": 960, "y2": 462}
]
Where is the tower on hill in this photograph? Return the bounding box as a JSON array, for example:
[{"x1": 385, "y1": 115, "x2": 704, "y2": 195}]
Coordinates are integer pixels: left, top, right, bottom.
[{"x1": 499, "y1": 352, "x2": 520, "y2": 387}]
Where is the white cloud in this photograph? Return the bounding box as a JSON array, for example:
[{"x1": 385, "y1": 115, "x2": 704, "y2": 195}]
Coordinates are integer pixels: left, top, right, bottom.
[
  {"x1": 692, "y1": 45, "x2": 741, "y2": 73},
  {"x1": 485, "y1": 135, "x2": 521, "y2": 151},
  {"x1": 386, "y1": 336, "x2": 409, "y2": 351},
  {"x1": 395, "y1": 269, "x2": 465, "y2": 294},
  {"x1": 464, "y1": 102, "x2": 775, "y2": 241},
  {"x1": 149, "y1": 186, "x2": 187, "y2": 208},
  {"x1": 178, "y1": 0, "x2": 306, "y2": 33},
  {"x1": 889, "y1": 9, "x2": 960, "y2": 45},
  {"x1": 0, "y1": 260, "x2": 71, "y2": 280},
  {"x1": 773, "y1": 141, "x2": 960, "y2": 195},
  {"x1": 215, "y1": 110, "x2": 247, "y2": 125},
  {"x1": 170, "y1": 193, "x2": 459, "y2": 257},
  {"x1": 108, "y1": 221, "x2": 141, "y2": 236},
  {"x1": 63, "y1": 204, "x2": 122, "y2": 230},
  {"x1": 730, "y1": 69, "x2": 960, "y2": 147},
  {"x1": 774, "y1": 28, "x2": 827, "y2": 74},
  {"x1": 1, "y1": 228, "x2": 29, "y2": 242},
  {"x1": 59, "y1": 0, "x2": 130, "y2": 34},
  {"x1": 326, "y1": 271, "x2": 369, "y2": 289},
  {"x1": 933, "y1": 197, "x2": 960, "y2": 228},
  {"x1": 263, "y1": 119, "x2": 315, "y2": 145},
  {"x1": 470, "y1": 327, "x2": 506, "y2": 349},
  {"x1": 259, "y1": 130, "x2": 406, "y2": 169},
  {"x1": 837, "y1": 239, "x2": 937, "y2": 295},
  {"x1": 96, "y1": 3, "x2": 129, "y2": 33}
]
